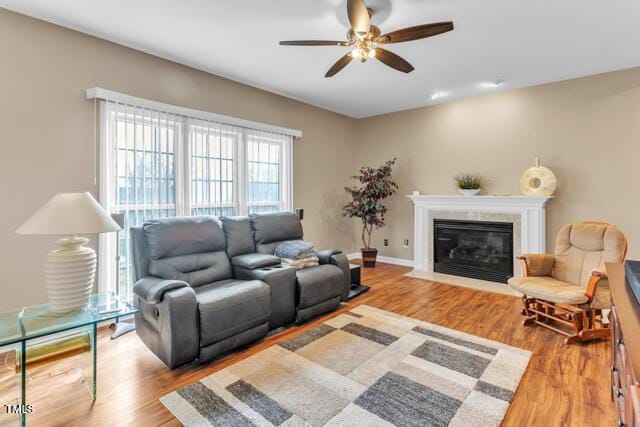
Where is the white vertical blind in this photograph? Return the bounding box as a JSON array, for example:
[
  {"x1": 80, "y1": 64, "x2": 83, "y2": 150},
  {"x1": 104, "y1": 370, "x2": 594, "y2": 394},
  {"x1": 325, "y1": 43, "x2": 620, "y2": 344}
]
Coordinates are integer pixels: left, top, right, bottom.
[
  {"x1": 96, "y1": 94, "x2": 296, "y2": 302},
  {"x1": 99, "y1": 100, "x2": 181, "y2": 298}
]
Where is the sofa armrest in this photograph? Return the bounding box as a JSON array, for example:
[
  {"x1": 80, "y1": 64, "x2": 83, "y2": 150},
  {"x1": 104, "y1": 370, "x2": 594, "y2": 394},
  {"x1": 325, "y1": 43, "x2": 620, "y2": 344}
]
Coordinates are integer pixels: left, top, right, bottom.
[
  {"x1": 315, "y1": 250, "x2": 351, "y2": 301},
  {"x1": 231, "y1": 253, "x2": 281, "y2": 270},
  {"x1": 516, "y1": 254, "x2": 556, "y2": 277},
  {"x1": 585, "y1": 270, "x2": 608, "y2": 302},
  {"x1": 133, "y1": 285, "x2": 198, "y2": 369},
  {"x1": 133, "y1": 276, "x2": 190, "y2": 304},
  {"x1": 234, "y1": 265, "x2": 297, "y2": 328},
  {"x1": 315, "y1": 249, "x2": 342, "y2": 265}
]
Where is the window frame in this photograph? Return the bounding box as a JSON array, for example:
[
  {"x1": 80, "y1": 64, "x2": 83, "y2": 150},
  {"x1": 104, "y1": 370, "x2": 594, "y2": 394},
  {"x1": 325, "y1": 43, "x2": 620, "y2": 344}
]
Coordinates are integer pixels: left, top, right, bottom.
[
  {"x1": 246, "y1": 131, "x2": 285, "y2": 213},
  {"x1": 187, "y1": 120, "x2": 241, "y2": 217},
  {"x1": 98, "y1": 100, "x2": 294, "y2": 298}
]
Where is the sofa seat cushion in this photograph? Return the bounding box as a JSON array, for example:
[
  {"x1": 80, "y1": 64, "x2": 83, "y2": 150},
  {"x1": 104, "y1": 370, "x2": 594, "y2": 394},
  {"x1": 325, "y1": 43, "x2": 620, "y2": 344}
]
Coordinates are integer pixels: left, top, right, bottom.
[
  {"x1": 195, "y1": 279, "x2": 271, "y2": 347},
  {"x1": 295, "y1": 265, "x2": 344, "y2": 309},
  {"x1": 231, "y1": 253, "x2": 281, "y2": 270},
  {"x1": 508, "y1": 276, "x2": 588, "y2": 305}
]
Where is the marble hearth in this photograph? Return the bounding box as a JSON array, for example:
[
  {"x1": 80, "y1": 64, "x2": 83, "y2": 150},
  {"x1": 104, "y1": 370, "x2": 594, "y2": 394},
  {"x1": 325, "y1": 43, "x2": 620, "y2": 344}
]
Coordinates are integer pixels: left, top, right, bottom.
[{"x1": 407, "y1": 195, "x2": 551, "y2": 295}]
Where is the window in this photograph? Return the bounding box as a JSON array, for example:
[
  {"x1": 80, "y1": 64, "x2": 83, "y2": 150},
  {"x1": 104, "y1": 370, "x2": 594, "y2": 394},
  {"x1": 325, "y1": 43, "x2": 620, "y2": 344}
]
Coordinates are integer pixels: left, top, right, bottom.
[
  {"x1": 247, "y1": 131, "x2": 286, "y2": 214},
  {"x1": 101, "y1": 105, "x2": 182, "y2": 301},
  {"x1": 95, "y1": 91, "x2": 297, "y2": 302},
  {"x1": 190, "y1": 122, "x2": 238, "y2": 216}
]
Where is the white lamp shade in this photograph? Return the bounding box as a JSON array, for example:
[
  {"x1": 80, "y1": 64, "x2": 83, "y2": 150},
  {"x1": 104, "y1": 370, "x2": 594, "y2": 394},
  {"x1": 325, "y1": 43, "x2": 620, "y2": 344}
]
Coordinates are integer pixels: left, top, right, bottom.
[{"x1": 16, "y1": 192, "x2": 121, "y2": 236}]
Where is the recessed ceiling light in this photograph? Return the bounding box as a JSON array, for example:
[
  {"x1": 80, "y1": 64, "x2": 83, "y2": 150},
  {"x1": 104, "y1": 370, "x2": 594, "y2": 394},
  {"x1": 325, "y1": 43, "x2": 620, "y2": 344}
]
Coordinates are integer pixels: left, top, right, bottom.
[
  {"x1": 430, "y1": 91, "x2": 447, "y2": 100},
  {"x1": 480, "y1": 80, "x2": 505, "y2": 89}
]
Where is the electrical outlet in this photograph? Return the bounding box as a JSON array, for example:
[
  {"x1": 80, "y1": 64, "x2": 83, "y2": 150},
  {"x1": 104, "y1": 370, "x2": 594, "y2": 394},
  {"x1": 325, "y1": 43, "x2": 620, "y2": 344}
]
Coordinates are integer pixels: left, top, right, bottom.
[
  {"x1": 384, "y1": 239, "x2": 389, "y2": 247},
  {"x1": 403, "y1": 239, "x2": 410, "y2": 248}
]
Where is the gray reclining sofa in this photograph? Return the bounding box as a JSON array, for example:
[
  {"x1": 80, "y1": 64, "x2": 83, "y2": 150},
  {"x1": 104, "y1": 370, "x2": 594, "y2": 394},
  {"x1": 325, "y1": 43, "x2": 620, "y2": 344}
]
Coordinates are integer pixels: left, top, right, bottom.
[{"x1": 131, "y1": 212, "x2": 351, "y2": 368}]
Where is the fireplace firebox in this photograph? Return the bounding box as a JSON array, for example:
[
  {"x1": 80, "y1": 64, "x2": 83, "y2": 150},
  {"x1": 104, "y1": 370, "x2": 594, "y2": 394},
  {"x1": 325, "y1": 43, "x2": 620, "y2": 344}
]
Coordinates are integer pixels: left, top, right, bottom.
[{"x1": 434, "y1": 219, "x2": 514, "y2": 283}]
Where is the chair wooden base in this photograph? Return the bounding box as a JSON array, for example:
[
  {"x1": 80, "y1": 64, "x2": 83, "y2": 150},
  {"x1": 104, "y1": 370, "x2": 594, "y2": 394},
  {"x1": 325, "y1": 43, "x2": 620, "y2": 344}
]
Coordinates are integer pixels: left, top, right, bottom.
[{"x1": 520, "y1": 296, "x2": 610, "y2": 345}]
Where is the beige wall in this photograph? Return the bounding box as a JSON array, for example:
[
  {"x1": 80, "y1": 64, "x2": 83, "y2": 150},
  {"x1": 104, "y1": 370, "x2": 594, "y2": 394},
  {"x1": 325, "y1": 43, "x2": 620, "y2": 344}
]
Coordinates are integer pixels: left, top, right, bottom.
[
  {"x1": 0, "y1": 9, "x2": 357, "y2": 310},
  {"x1": 354, "y1": 68, "x2": 640, "y2": 261},
  {"x1": 2, "y1": 7, "x2": 640, "y2": 310}
]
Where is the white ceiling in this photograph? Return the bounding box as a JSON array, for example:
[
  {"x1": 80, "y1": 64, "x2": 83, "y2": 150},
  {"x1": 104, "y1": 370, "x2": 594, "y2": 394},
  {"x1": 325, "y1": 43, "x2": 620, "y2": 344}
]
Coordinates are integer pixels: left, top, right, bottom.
[{"x1": 3, "y1": 0, "x2": 640, "y2": 118}]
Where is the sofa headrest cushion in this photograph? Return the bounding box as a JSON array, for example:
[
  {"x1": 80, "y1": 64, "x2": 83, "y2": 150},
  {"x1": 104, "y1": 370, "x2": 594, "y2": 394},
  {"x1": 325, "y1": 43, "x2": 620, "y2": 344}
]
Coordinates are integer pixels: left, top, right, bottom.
[
  {"x1": 221, "y1": 216, "x2": 255, "y2": 257},
  {"x1": 568, "y1": 222, "x2": 608, "y2": 252},
  {"x1": 144, "y1": 216, "x2": 226, "y2": 260},
  {"x1": 250, "y1": 212, "x2": 303, "y2": 245}
]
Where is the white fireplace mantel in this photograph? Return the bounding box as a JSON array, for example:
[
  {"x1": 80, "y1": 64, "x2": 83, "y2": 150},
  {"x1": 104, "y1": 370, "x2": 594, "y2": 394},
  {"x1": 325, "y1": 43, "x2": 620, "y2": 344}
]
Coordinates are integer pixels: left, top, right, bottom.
[{"x1": 408, "y1": 195, "x2": 551, "y2": 273}]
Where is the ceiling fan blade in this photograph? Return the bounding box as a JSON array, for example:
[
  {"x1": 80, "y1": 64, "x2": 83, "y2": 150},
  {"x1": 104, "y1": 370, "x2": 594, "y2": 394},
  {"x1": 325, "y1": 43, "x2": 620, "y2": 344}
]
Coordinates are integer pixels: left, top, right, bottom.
[
  {"x1": 347, "y1": 0, "x2": 370, "y2": 35},
  {"x1": 376, "y1": 22, "x2": 454, "y2": 44},
  {"x1": 279, "y1": 40, "x2": 350, "y2": 46},
  {"x1": 375, "y1": 48, "x2": 414, "y2": 73},
  {"x1": 325, "y1": 53, "x2": 353, "y2": 78}
]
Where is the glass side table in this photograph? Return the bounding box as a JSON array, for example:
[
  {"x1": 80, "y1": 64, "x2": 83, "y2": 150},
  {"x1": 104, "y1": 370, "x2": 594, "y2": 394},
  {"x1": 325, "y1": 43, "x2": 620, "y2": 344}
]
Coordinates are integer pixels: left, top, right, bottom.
[{"x1": 0, "y1": 293, "x2": 137, "y2": 426}]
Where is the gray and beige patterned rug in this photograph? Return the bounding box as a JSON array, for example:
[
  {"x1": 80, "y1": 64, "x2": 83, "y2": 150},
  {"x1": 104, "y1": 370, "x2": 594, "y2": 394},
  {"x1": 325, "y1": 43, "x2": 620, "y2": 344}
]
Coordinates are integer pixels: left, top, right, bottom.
[{"x1": 161, "y1": 305, "x2": 531, "y2": 426}]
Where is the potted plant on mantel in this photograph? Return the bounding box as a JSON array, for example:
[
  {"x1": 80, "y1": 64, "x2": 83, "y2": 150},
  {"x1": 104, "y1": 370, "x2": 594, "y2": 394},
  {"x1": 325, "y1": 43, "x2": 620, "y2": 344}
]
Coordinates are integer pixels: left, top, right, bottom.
[
  {"x1": 454, "y1": 173, "x2": 483, "y2": 196},
  {"x1": 343, "y1": 158, "x2": 398, "y2": 268}
]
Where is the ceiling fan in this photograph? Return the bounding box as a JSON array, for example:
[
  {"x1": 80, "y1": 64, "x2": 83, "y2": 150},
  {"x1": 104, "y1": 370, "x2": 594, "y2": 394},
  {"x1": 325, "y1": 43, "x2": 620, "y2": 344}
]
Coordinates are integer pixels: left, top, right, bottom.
[{"x1": 279, "y1": 0, "x2": 454, "y2": 77}]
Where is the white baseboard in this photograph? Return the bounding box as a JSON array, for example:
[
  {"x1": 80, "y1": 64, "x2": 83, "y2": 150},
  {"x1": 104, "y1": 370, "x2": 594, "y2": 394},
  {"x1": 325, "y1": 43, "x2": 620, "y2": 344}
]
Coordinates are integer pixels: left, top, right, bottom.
[
  {"x1": 378, "y1": 256, "x2": 414, "y2": 267},
  {"x1": 346, "y1": 252, "x2": 414, "y2": 268}
]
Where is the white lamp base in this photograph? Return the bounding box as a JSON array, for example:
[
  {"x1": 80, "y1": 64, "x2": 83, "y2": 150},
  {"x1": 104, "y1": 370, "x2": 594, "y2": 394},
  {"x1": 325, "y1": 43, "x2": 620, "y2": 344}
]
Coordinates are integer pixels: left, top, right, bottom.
[{"x1": 45, "y1": 237, "x2": 96, "y2": 313}]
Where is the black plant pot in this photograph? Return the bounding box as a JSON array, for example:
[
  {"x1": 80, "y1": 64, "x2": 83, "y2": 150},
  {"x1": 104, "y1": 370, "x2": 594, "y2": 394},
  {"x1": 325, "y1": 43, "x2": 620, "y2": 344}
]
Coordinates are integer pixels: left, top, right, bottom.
[{"x1": 361, "y1": 248, "x2": 378, "y2": 268}]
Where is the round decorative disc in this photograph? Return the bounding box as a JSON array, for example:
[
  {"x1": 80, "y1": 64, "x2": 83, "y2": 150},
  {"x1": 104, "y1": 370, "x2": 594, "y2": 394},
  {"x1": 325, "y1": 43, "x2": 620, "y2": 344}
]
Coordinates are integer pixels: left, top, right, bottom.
[{"x1": 520, "y1": 166, "x2": 557, "y2": 196}]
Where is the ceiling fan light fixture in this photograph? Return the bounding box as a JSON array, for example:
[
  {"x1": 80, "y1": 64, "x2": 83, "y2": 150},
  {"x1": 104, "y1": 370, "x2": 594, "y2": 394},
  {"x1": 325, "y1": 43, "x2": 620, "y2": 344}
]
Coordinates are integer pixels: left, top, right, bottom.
[
  {"x1": 430, "y1": 91, "x2": 448, "y2": 100},
  {"x1": 480, "y1": 80, "x2": 505, "y2": 89},
  {"x1": 351, "y1": 47, "x2": 375, "y2": 60},
  {"x1": 279, "y1": 0, "x2": 454, "y2": 77}
]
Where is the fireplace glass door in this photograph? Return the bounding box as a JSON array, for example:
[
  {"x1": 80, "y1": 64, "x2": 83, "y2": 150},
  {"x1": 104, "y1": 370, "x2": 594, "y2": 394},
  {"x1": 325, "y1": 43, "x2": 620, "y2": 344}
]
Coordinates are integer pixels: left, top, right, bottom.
[{"x1": 434, "y1": 219, "x2": 514, "y2": 283}]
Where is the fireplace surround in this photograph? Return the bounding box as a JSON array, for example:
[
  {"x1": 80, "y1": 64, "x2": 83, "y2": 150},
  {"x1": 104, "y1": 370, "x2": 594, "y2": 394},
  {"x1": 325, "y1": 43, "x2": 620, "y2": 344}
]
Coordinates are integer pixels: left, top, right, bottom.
[{"x1": 408, "y1": 195, "x2": 551, "y2": 288}]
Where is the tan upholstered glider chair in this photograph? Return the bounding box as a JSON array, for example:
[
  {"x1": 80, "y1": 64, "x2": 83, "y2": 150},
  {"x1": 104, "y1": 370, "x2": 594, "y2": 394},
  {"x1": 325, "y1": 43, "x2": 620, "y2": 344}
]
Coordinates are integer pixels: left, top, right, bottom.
[{"x1": 508, "y1": 221, "x2": 627, "y2": 344}]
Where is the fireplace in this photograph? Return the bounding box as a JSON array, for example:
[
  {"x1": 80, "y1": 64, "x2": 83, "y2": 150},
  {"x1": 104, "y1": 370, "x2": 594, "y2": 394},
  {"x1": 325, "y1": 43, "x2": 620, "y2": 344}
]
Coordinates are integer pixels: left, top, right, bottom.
[{"x1": 433, "y1": 219, "x2": 514, "y2": 283}]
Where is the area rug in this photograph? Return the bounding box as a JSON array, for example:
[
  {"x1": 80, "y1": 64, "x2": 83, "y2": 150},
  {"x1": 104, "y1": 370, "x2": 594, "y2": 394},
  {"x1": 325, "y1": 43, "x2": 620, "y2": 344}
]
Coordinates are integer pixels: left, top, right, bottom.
[{"x1": 161, "y1": 305, "x2": 531, "y2": 426}]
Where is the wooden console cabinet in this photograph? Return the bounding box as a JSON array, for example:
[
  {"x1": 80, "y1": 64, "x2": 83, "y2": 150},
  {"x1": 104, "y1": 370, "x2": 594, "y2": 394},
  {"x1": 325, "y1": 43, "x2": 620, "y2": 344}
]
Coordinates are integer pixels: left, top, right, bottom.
[{"x1": 608, "y1": 262, "x2": 640, "y2": 427}]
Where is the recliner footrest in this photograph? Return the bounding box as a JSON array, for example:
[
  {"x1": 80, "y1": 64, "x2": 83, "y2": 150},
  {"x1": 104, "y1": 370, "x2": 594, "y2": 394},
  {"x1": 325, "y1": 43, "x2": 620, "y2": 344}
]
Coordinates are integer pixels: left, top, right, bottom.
[
  {"x1": 296, "y1": 265, "x2": 344, "y2": 309},
  {"x1": 198, "y1": 322, "x2": 269, "y2": 363},
  {"x1": 195, "y1": 280, "x2": 271, "y2": 347},
  {"x1": 295, "y1": 296, "x2": 341, "y2": 324}
]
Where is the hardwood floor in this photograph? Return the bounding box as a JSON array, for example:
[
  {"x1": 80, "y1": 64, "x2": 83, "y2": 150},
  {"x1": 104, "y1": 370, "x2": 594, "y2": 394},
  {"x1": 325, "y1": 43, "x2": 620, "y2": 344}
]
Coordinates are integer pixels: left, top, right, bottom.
[{"x1": 5, "y1": 262, "x2": 614, "y2": 426}]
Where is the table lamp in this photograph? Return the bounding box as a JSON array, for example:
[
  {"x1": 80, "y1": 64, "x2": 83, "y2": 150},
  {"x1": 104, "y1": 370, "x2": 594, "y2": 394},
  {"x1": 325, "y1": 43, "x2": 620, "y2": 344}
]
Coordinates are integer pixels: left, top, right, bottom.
[{"x1": 16, "y1": 192, "x2": 121, "y2": 313}]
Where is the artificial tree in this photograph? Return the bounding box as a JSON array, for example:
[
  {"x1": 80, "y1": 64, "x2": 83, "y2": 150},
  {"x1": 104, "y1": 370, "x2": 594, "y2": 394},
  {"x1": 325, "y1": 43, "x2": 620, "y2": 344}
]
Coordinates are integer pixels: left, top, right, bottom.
[{"x1": 343, "y1": 158, "x2": 398, "y2": 267}]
